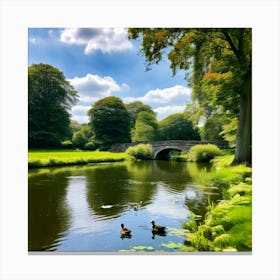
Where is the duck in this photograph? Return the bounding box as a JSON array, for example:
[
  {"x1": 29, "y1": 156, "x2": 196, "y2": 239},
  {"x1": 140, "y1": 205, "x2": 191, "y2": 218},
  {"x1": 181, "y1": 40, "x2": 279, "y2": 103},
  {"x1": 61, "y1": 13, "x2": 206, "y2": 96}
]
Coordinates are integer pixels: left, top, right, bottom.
[
  {"x1": 120, "y1": 223, "x2": 132, "y2": 236},
  {"x1": 150, "y1": 220, "x2": 166, "y2": 233}
]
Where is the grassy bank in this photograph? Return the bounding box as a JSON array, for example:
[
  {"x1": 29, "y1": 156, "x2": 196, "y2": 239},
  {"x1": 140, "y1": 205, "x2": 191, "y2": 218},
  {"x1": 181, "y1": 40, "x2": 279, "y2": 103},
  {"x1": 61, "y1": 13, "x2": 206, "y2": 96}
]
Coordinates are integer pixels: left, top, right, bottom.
[
  {"x1": 180, "y1": 153, "x2": 252, "y2": 252},
  {"x1": 28, "y1": 150, "x2": 127, "y2": 168}
]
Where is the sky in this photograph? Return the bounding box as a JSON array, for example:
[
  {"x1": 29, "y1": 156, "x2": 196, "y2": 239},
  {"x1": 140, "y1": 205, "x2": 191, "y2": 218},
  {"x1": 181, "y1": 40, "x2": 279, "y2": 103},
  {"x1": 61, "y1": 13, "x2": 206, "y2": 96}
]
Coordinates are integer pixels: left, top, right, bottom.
[{"x1": 28, "y1": 28, "x2": 192, "y2": 124}]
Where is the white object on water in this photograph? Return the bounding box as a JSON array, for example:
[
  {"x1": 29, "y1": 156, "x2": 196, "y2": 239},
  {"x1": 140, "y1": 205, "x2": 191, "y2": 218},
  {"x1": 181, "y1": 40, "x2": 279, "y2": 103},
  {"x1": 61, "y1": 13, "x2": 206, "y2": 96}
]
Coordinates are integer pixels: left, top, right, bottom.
[{"x1": 101, "y1": 205, "x2": 114, "y2": 209}]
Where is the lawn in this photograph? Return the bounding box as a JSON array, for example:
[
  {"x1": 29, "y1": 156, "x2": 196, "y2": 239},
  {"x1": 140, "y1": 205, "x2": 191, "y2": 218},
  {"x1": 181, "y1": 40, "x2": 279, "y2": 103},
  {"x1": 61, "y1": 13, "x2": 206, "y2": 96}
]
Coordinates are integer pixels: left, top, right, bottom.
[{"x1": 28, "y1": 149, "x2": 127, "y2": 168}]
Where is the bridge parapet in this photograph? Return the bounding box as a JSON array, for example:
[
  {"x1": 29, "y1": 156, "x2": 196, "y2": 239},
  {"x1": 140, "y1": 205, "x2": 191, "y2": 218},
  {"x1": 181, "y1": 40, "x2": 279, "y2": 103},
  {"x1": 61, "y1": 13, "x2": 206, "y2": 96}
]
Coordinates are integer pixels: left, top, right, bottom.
[{"x1": 110, "y1": 140, "x2": 215, "y2": 154}]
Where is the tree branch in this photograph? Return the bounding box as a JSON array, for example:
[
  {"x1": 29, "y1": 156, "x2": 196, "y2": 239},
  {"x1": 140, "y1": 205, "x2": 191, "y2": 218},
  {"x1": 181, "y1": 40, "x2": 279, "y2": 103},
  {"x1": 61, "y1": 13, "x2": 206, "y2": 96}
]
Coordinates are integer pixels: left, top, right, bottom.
[{"x1": 223, "y1": 31, "x2": 240, "y2": 59}]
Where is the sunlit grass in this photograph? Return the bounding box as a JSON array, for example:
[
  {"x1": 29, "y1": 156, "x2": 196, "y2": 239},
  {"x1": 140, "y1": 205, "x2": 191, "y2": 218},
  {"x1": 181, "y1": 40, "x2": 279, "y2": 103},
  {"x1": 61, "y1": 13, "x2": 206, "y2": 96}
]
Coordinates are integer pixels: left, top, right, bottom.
[{"x1": 28, "y1": 149, "x2": 127, "y2": 168}]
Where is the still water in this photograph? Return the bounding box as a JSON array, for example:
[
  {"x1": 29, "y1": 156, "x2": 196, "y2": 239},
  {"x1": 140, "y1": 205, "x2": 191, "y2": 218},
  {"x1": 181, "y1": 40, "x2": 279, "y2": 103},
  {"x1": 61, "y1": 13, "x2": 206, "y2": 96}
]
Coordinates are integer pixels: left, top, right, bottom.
[{"x1": 28, "y1": 160, "x2": 222, "y2": 252}]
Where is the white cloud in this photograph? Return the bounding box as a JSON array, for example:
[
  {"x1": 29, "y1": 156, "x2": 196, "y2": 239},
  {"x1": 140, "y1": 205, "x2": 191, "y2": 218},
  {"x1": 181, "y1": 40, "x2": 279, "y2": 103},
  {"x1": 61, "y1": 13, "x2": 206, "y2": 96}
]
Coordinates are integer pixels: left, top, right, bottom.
[
  {"x1": 71, "y1": 105, "x2": 91, "y2": 114},
  {"x1": 154, "y1": 105, "x2": 186, "y2": 120},
  {"x1": 29, "y1": 37, "x2": 38, "y2": 44},
  {"x1": 71, "y1": 114, "x2": 89, "y2": 124},
  {"x1": 123, "y1": 85, "x2": 191, "y2": 120},
  {"x1": 69, "y1": 74, "x2": 121, "y2": 103},
  {"x1": 123, "y1": 85, "x2": 191, "y2": 105},
  {"x1": 69, "y1": 74, "x2": 127, "y2": 123},
  {"x1": 70, "y1": 105, "x2": 91, "y2": 124},
  {"x1": 60, "y1": 28, "x2": 133, "y2": 54}
]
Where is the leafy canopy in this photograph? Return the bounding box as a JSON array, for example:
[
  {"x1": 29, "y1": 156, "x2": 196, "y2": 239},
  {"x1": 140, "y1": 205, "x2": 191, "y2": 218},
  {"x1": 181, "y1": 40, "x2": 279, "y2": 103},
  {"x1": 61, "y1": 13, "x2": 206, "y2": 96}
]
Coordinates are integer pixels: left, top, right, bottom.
[
  {"x1": 28, "y1": 63, "x2": 78, "y2": 148},
  {"x1": 88, "y1": 96, "x2": 131, "y2": 149}
]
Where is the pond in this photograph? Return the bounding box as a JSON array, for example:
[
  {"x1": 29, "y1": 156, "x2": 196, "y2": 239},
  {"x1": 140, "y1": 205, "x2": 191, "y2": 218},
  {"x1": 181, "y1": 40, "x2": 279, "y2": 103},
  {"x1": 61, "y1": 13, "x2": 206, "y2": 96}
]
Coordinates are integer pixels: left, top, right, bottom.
[{"x1": 28, "y1": 160, "x2": 222, "y2": 252}]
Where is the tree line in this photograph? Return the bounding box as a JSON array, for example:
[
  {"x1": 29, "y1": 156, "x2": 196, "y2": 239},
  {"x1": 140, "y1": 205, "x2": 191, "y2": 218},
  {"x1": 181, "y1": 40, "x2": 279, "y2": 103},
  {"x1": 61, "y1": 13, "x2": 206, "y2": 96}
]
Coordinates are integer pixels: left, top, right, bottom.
[
  {"x1": 28, "y1": 65, "x2": 201, "y2": 151},
  {"x1": 28, "y1": 63, "x2": 237, "y2": 152}
]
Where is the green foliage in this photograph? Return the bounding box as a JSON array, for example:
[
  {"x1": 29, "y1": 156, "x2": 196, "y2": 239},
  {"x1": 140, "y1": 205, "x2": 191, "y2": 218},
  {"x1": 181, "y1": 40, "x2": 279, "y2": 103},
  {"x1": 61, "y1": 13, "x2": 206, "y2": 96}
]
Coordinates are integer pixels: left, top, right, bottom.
[
  {"x1": 88, "y1": 97, "x2": 131, "y2": 150},
  {"x1": 131, "y1": 111, "x2": 158, "y2": 142},
  {"x1": 70, "y1": 120, "x2": 83, "y2": 133},
  {"x1": 28, "y1": 63, "x2": 78, "y2": 148},
  {"x1": 158, "y1": 113, "x2": 200, "y2": 140},
  {"x1": 188, "y1": 227, "x2": 212, "y2": 251},
  {"x1": 213, "y1": 234, "x2": 233, "y2": 248},
  {"x1": 126, "y1": 101, "x2": 155, "y2": 126},
  {"x1": 182, "y1": 219, "x2": 197, "y2": 232},
  {"x1": 128, "y1": 28, "x2": 252, "y2": 165},
  {"x1": 125, "y1": 144, "x2": 154, "y2": 160},
  {"x1": 188, "y1": 144, "x2": 222, "y2": 162},
  {"x1": 220, "y1": 117, "x2": 238, "y2": 148},
  {"x1": 200, "y1": 114, "x2": 229, "y2": 147},
  {"x1": 72, "y1": 131, "x2": 87, "y2": 149},
  {"x1": 182, "y1": 151, "x2": 252, "y2": 251},
  {"x1": 84, "y1": 141, "x2": 96, "y2": 150},
  {"x1": 61, "y1": 140, "x2": 73, "y2": 149}
]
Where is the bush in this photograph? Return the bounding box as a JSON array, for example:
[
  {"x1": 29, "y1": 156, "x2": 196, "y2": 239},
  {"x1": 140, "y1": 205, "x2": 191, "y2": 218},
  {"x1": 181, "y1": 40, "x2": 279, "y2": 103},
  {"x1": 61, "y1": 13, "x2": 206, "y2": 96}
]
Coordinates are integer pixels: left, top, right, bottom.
[
  {"x1": 61, "y1": 140, "x2": 73, "y2": 149},
  {"x1": 188, "y1": 144, "x2": 222, "y2": 162},
  {"x1": 72, "y1": 131, "x2": 87, "y2": 149},
  {"x1": 125, "y1": 144, "x2": 154, "y2": 160},
  {"x1": 84, "y1": 141, "x2": 96, "y2": 150}
]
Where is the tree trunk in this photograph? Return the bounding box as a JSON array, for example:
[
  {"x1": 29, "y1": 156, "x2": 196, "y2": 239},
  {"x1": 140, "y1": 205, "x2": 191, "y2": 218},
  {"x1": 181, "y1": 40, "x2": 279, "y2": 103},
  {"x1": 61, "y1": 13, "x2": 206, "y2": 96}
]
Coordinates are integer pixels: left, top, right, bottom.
[{"x1": 232, "y1": 70, "x2": 252, "y2": 165}]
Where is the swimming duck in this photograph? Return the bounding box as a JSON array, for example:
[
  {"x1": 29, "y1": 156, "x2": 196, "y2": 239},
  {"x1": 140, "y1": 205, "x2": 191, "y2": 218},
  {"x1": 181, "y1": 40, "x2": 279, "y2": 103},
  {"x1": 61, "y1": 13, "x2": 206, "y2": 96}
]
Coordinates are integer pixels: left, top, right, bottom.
[
  {"x1": 120, "y1": 223, "x2": 132, "y2": 235},
  {"x1": 150, "y1": 220, "x2": 166, "y2": 233}
]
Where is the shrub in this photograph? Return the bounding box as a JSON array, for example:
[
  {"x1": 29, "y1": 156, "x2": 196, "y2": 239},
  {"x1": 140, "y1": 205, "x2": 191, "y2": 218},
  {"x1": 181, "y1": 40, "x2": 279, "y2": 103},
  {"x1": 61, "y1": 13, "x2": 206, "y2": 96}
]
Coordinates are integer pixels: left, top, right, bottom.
[
  {"x1": 61, "y1": 140, "x2": 73, "y2": 149},
  {"x1": 84, "y1": 141, "x2": 96, "y2": 150},
  {"x1": 72, "y1": 131, "x2": 87, "y2": 149},
  {"x1": 213, "y1": 234, "x2": 233, "y2": 248},
  {"x1": 182, "y1": 219, "x2": 197, "y2": 232},
  {"x1": 125, "y1": 144, "x2": 154, "y2": 160},
  {"x1": 188, "y1": 144, "x2": 222, "y2": 162}
]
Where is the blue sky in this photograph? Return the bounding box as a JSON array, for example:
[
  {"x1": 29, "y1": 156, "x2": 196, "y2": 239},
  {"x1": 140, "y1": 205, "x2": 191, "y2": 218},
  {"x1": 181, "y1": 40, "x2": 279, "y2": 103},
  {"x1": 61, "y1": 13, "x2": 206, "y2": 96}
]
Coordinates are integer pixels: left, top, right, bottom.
[{"x1": 28, "y1": 28, "x2": 192, "y2": 123}]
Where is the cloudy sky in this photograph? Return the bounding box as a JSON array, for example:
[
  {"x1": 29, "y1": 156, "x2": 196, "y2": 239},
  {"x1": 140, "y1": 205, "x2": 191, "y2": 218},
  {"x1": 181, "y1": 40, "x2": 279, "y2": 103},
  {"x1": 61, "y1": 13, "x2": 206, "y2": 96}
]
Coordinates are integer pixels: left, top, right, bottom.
[{"x1": 28, "y1": 28, "x2": 192, "y2": 123}]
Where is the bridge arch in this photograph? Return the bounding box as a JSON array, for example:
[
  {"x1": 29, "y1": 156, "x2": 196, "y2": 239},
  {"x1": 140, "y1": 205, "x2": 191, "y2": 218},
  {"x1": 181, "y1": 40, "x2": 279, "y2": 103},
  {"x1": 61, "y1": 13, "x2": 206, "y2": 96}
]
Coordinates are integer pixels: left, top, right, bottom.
[{"x1": 154, "y1": 147, "x2": 186, "y2": 160}]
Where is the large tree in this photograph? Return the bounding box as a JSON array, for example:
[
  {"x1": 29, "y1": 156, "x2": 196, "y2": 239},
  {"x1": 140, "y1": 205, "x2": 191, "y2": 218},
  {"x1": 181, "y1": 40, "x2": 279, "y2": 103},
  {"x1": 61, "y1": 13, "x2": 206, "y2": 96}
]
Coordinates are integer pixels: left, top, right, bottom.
[
  {"x1": 158, "y1": 113, "x2": 200, "y2": 141},
  {"x1": 88, "y1": 96, "x2": 131, "y2": 149},
  {"x1": 126, "y1": 101, "x2": 155, "y2": 127},
  {"x1": 131, "y1": 111, "x2": 158, "y2": 142},
  {"x1": 128, "y1": 28, "x2": 251, "y2": 165},
  {"x1": 28, "y1": 63, "x2": 78, "y2": 148}
]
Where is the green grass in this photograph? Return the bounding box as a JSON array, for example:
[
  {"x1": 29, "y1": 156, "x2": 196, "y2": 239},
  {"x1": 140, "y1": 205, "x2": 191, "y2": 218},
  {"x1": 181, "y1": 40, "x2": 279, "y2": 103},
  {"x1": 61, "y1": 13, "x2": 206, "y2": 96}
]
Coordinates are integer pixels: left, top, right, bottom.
[{"x1": 28, "y1": 149, "x2": 127, "y2": 168}]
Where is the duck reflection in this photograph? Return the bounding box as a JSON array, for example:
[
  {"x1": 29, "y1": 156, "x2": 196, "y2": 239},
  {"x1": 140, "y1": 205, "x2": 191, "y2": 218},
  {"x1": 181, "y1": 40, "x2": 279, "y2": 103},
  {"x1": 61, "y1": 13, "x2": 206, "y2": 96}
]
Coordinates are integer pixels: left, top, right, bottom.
[{"x1": 152, "y1": 231, "x2": 167, "y2": 239}]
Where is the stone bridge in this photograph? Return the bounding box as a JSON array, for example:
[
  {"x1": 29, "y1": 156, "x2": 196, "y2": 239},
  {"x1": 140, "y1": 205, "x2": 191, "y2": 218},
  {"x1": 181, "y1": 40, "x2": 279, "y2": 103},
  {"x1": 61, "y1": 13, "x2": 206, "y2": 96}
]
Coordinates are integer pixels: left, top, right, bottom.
[{"x1": 110, "y1": 140, "x2": 214, "y2": 160}]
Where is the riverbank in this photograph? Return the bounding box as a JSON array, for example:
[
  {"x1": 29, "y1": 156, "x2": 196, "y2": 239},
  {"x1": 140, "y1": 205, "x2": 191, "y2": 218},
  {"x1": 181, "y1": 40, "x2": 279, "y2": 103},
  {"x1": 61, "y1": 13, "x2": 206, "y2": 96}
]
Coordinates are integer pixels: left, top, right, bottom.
[
  {"x1": 28, "y1": 150, "x2": 127, "y2": 168},
  {"x1": 180, "y1": 153, "x2": 252, "y2": 252}
]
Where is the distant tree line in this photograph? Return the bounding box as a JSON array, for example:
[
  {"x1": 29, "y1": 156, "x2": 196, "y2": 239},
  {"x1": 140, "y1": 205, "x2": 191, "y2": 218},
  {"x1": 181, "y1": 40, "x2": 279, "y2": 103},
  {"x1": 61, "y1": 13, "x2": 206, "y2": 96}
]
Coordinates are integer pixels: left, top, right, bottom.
[{"x1": 28, "y1": 62, "x2": 236, "y2": 151}]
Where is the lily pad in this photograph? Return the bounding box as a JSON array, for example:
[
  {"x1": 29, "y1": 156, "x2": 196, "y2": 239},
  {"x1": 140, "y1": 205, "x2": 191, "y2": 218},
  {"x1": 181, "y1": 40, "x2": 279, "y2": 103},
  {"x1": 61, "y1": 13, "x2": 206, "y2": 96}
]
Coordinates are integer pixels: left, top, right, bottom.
[{"x1": 160, "y1": 242, "x2": 184, "y2": 249}]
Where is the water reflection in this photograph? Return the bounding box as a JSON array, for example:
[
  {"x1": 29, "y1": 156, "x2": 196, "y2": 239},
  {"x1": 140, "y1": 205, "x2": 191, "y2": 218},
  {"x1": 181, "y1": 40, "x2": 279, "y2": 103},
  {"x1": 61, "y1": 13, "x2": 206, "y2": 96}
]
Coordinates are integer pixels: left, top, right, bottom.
[
  {"x1": 28, "y1": 172, "x2": 70, "y2": 251},
  {"x1": 28, "y1": 160, "x2": 222, "y2": 252}
]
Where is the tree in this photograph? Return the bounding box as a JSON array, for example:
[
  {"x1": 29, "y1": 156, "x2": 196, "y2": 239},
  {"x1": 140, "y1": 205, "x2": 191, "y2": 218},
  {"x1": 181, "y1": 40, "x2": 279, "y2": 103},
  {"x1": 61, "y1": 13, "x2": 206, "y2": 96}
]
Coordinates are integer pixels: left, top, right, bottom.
[
  {"x1": 126, "y1": 101, "x2": 155, "y2": 127},
  {"x1": 88, "y1": 96, "x2": 131, "y2": 149},
  {"x1": 28, "y1": 63, "x2": 78, "y2": 148},
  {"x1": 158, "y1": 113, "x2": 200, "y2": 140},
  {"x1": 200, "y1": 114, "x2": 229, "y2": 146},
  {"x1": 128, "y1": 28, "x2": 251, "y2": 165},
  {"x1": 131, "y1": 111, "x2": 158, "y2": 141}
]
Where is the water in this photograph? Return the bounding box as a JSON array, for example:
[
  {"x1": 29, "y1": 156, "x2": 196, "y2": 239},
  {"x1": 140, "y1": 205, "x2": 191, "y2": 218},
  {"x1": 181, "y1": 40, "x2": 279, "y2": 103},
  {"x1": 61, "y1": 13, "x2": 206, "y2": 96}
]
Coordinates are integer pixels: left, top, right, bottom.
[{"x1": 28, "y1": 160, "x2": 222, "y2": 252}]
